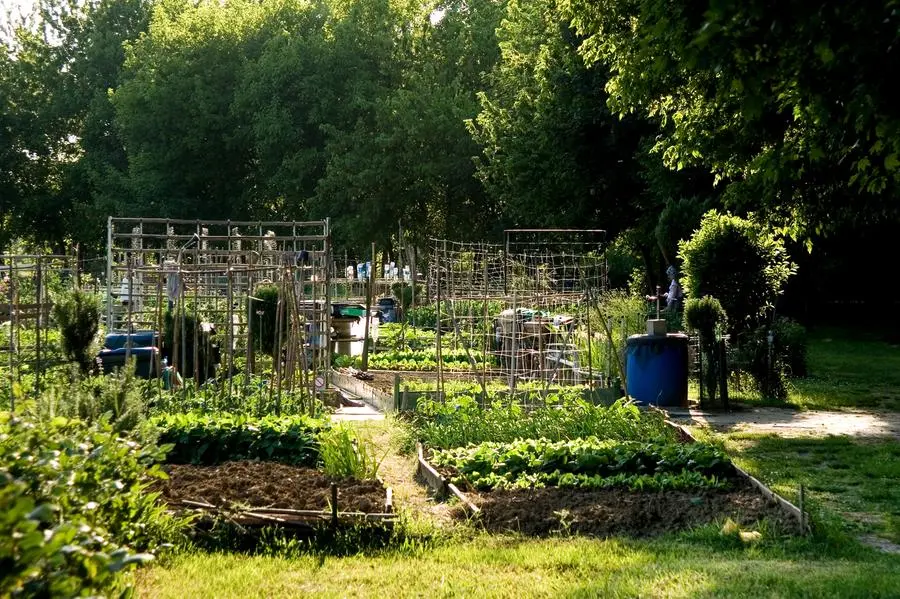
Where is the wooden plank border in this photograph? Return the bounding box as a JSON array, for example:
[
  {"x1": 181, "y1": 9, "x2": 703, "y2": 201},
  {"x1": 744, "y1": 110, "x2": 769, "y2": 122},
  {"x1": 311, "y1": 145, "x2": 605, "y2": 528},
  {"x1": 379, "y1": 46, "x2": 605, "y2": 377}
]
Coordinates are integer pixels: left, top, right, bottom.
[
  {"x1": 664, "y1": 418, "x2": 809, "y2": 533},
  {"x1": 416, "y1": 442, "x2": 480, "y2": 514},
  {"x1": 330, "y1": 371, "x2": 395, "y2": 412}
]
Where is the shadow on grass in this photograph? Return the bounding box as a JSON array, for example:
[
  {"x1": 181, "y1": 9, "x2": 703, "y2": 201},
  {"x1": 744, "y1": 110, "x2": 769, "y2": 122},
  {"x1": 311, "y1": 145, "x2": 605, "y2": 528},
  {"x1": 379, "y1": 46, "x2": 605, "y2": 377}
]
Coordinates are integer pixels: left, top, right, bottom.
[{"x1": 724, "y1": 433, "x2": 900, "y2": 543}]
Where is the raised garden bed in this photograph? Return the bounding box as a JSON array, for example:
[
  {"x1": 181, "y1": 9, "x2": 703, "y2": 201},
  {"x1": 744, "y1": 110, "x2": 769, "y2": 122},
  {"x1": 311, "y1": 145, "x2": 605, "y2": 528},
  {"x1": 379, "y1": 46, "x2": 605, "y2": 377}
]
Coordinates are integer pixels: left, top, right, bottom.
[
  {"x1": 416, "y1": 430, "x2": 806, "y2": 537},
  {"x1": 156, "y1": 461, "x2": 394, "y2": 528}
]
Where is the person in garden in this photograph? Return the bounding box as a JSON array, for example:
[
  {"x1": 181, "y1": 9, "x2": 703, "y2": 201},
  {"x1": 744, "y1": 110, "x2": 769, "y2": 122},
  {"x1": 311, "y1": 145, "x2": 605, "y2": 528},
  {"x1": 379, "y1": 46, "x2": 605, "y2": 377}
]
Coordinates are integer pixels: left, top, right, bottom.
[{"x1": 664, "y1": 265, "x2": 683, "y2": 311}]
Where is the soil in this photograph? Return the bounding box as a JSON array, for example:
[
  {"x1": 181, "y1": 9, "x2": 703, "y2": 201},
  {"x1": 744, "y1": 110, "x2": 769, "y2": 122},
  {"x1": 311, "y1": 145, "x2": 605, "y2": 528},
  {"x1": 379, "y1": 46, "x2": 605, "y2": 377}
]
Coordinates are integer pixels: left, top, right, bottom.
[
  {"x1": 465, "y1": 476, "x2": 791, "y2": 537},
  {"x1": 156, "y1": 461, "x2": 387, "y2": 513}
]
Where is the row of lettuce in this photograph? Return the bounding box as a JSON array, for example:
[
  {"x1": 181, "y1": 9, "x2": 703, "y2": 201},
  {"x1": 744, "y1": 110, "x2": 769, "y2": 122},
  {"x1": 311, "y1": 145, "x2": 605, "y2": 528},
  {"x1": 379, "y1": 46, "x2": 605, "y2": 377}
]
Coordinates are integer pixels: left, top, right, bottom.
[
  {"x1": 0, "y1": 400, "x2": 356, "y2": 597},
  {"x1": 411, "y1": 395, "x2": 735, "y2": 494}
]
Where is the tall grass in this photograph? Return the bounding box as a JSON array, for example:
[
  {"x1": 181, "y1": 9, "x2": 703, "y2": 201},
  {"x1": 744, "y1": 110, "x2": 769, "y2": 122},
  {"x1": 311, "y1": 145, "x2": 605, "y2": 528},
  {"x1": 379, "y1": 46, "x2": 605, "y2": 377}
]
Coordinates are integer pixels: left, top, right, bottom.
[{"x1": 319, "y1": 424, "x2": 384, "y2": 480}]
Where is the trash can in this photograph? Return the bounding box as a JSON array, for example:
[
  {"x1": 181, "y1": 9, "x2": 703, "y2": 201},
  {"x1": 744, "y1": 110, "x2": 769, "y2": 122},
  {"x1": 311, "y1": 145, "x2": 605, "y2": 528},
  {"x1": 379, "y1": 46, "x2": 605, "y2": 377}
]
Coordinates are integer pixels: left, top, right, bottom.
[
  {"x1": 625, "y1": 333, "x2": 689, "y2": 407},
  {"x1": 377, "y1": 297, "x2": 398, "y2": 323}
]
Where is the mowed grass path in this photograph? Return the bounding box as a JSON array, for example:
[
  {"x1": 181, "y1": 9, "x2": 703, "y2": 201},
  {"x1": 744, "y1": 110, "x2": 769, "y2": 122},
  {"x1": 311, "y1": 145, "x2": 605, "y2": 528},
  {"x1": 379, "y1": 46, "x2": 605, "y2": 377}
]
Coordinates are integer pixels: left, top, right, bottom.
[{"x1": 138, "y1": 535, "x2": 900, "y2": 599}]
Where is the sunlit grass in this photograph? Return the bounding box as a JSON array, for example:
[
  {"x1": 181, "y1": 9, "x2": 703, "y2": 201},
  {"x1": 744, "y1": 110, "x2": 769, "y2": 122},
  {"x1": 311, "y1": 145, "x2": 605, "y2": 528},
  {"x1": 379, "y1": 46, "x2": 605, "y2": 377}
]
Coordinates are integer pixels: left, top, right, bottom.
[{"x1": 137, "y1": 533, "x2": 900, "y2": 598}]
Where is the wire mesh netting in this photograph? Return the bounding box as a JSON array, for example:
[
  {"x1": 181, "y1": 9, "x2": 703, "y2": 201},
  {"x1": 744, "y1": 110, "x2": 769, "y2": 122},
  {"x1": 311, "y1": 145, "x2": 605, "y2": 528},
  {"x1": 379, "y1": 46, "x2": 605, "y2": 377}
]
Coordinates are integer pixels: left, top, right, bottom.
[{"x1": 425, "y1": 230, "x2": 631, "y2": 390}]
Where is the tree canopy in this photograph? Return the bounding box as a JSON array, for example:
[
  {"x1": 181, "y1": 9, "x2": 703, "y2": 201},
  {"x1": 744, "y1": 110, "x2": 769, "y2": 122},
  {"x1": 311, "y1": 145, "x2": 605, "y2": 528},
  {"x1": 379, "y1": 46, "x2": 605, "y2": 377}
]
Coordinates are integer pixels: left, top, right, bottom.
[{"x1": 2, "y1": 0, "x2": 898, "y2": 305}]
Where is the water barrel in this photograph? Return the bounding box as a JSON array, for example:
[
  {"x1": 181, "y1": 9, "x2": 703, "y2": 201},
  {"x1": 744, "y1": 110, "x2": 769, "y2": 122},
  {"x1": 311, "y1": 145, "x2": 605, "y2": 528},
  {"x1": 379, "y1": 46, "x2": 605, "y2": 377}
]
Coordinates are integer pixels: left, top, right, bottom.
[{"x1": 625, "y1": 333, "x2": 688, "y2": 407}]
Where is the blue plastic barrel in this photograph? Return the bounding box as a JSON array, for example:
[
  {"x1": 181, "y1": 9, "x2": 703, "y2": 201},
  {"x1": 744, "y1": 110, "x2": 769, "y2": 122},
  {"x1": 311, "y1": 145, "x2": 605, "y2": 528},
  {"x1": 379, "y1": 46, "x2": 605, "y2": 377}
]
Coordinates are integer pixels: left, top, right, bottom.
[
  {"x1": 625, "y1": 333, "x2": 688, "y2": 407},
  {"x1": 97, "y1": 347, "x2": 159, "y2": 378},
  {"x1": 104, "y1": 331, "x2": 158, "y2": 350}
]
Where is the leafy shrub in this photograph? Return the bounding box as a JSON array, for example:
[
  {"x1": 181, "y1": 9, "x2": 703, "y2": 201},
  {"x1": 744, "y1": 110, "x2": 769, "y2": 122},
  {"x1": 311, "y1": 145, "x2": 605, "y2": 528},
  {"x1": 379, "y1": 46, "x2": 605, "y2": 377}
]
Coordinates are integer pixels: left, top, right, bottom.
[
  {"x1": 684, "y1": 296, "x2": 727, "y2": 404},
  {"x1": 51, "y1": 288, "x2": 101, "y2": 373},
  {"x1": 163, "y1": 308, "x2": 218, "y2": 382},
  {"x1": 0, "y1": 414, "x2": 187, "y2": 551},
  {"x1": 249, "y1": 283, "x2": 288, "y2": 356},
  {"x1": 771, "y1": 316, "x2": 808, "y2": 377},
  {"x1": 390, "y1": 282, "x2": 424, "y2": 313},
  {"x1": 431, "y1": 438, "x2": 732, "y2": 491},
  {"x1": 678, "y1": 211, "x2": 795, "y2": 332},
  {"x1": 149, "y1": 373, "x2": 322, "y2": 419},
  {"x1": 0, "y1": 477, "x2": 153, "y2": 598},
  {"x1": 319, "y1": 424, "x2": 383, "y2": 480},
  {"x1": 413, "y1": 397, "x2": 676, "y2": 449},
  {"x1": 154, "y1": 412, "x2": 327, "y2": 465},
  {"x1": 28, "y1": 368, "x2": 154, "y2": 437}
]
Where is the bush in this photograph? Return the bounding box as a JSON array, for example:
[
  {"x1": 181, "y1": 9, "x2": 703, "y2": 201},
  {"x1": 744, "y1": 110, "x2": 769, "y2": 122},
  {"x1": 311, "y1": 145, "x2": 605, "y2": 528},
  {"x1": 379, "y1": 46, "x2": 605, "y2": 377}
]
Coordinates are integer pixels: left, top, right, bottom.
[
  {"x1": 736, "y1": 317, "x2": 808, "y2": 400},
  {"x1": 0, "y1": 414, "x2": 187, "y2": 551},
  {"x1": 684, "y1": 296, "x2": 727, "y2": 404},
  {"x1": 163, "y1": 308, "x2": 219, "y2": 382},
  {"x1": 678, "y1": 211, "x2": 795, "y2": 332},
  {"x1": 153, "y1": 412, "x2": 327, "y2": 465},
  {"x1": 771, "y1": 316, "x2": 808, "y2": 377},
  {"x1": 0, "y1": 477, "x2": 152, "y2": 598},
  {"x1": 249, "y1": 283, "x2": 287, "y2": 356},
  {"x1": 51, "y1": 288, "x2": 101, "y2": 374},
  {"x1": 26, "y1": 368, "x2": 154, "y2": 437}
]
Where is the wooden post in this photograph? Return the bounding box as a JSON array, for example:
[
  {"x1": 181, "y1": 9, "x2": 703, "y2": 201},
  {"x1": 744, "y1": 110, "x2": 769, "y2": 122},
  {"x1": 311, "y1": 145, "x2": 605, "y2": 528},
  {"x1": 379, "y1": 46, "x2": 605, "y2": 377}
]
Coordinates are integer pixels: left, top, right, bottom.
[
  {"x1": 719, "y1": 338, "x2": 729, "y2": 409},
  {"x1": 226, "y1": 264, "x2": 234, "y2": 399},
  {"x1": 193, "y1": 241, "x2": 200, "y2": 383},
  {"x1": 435, "y1": 242, "x2": 443, "y2": 397},
  {"x1": 330, "y1": 483, "x2": 338, "y2": 527},
  {"x1": 155, "y1": 258, "x2": 164, "y2": 400},
  {"x1": 361, "y1": 242, "x2": 375, "y2": 372},
  {"x1": 35, "y1": 257, "x2": 42, "y2": 392}
]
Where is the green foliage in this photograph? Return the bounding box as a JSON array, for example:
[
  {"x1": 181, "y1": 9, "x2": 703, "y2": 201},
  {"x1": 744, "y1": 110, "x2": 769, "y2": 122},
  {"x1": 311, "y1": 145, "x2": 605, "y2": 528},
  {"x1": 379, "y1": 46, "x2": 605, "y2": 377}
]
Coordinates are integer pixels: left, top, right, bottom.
[
  {"x1": 153, "y1": 412, "x2": 327, "y2": 465},
  {"x1": 678, "y1": 211, "x2": 795, "y2": 331},
  {"x1": 390, "y1": 282, "x2": 423, "y2": 314},
  {"x1": 413, "y1": 396, "x2": 675, "y2": 449},
  {"x1": 51, "y1": 288, "x2": 101, "y2": 374},
  {"x1": 0, "y1": 477, "x2": 152, "y2": 598},
  {"x1": 318, "y1": 424, "x2": 382, "y2": 480},
  {"x1": 470, "y1": 0, "x2": 649, "y2": 232},
  {"x1": 26, "y1": 368, "x2": 154, "y2": 437},
  {"x1": 565, "y1": 0, "x2": 900, "y2": 239},
  {"x1": 431, "y1": 437, "x2": 732, "y2": 491},
  {"x1": 149, "y1": 373, "x2": 322, "y2": 418},
  {"x1": 684, "y1": 297, "x2": 727, "y2": 341},
  {"x1": 163, "y1": 308, "x2": 217, "y2": 381},
  {"x1": 0, "y1": 413, "x2": 187, "y2": 551},
  {"x1": 770, "y1": 317, "x2": 809, "y2": 378},
  {"x1": 684, "y1": 296, "x2": 727, "y2": 405},
  {"x1": 250, "y1": 284, "x2": 286, "y2": 357},
  {"x1": 355, "y1": 348, "x2": 495, "y2": 372}
]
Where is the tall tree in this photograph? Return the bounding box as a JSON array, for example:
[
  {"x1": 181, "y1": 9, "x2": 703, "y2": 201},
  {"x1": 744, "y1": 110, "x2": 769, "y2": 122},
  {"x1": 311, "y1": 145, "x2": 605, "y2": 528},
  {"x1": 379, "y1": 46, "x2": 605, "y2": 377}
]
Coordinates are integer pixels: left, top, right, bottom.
[
  {"x1": 564, "y1": 0, "x2": 900, "y2": 240},
  {"x1": 470, "y1": 0, "x2": 650, "y2": 234}
]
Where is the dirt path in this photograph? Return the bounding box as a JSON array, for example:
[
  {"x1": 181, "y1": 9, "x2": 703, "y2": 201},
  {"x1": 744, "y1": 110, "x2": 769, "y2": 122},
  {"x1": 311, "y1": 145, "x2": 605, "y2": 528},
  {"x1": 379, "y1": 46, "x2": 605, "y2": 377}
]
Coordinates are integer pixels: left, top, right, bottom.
[
  {"x1": 664, "y1": 407, "x2": 900, "y2": 440},
  {"x1": 352, "y1": 419, "x2": 455, "y2": 528}
]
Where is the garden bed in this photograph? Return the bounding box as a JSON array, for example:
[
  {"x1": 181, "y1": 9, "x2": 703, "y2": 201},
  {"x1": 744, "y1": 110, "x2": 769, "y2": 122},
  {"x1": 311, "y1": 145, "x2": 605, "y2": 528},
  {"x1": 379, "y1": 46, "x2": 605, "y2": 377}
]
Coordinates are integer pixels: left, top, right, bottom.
[
  {"x1": 469, "y1": 478, "x2": 788, "y2": 537},
  {"x1": 157, "y1": 461, "x2": 388, "y2": 513}
]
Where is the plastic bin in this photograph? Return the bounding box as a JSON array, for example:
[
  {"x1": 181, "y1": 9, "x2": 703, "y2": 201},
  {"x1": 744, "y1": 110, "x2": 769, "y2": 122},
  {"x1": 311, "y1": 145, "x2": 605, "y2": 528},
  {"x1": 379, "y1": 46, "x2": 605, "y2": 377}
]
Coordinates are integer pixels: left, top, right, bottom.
[{"x1": 625, "y1": 333, "x2": 689, "y2": 407}]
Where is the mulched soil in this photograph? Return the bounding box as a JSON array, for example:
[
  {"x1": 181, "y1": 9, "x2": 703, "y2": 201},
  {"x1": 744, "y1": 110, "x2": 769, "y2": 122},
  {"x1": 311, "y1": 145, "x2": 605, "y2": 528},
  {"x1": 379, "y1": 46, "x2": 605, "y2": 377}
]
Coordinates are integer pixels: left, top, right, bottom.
[
  {"x1": 155, "y1": 461, "x2": 387, "y2": 513},
  {"x1": 466, "y1": 476, "x2": 792, "y2": 537}
]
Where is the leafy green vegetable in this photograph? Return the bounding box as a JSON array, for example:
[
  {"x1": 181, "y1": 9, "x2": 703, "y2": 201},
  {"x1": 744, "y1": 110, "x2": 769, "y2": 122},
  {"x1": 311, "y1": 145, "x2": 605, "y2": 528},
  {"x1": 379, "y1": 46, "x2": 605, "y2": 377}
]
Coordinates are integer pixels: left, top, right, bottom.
[
  {"x1": 431, "y1": 437, "x2": 732, "y2": 492},
  {"x1": 153, "y1": 412, "x2": 328, "y2": 465}
]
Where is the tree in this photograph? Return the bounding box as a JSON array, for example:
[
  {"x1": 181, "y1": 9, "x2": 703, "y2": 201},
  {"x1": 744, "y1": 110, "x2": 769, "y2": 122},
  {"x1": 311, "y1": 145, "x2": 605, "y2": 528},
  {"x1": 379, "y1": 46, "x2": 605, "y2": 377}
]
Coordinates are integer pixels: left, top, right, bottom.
[
  {"x1": 1, "y1": 0, "x2": 150, "y2": 254},
  {"x1": 678, "y1": 211, "x2": 795, "y2": 332},
  {"x1": 563, "y1": 0, "x2": 900, "y2": 240},
  {"x1": 470, "y1": 0, "x2": 650, "y2": 234}
]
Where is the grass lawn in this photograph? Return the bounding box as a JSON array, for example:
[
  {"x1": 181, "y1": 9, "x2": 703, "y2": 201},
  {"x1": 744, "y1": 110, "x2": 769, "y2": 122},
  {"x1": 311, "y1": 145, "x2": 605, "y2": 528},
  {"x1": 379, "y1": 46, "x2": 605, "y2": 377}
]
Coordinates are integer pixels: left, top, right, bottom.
[
  {"x1": 137, "y1": 533, "x2": 900, "y2": 598},
  {"x1": 788, "y1": 327, "x2": 900, "y2": 411},
  {"x1": 721, "y1": 433, "x2": 900, "y2": 543}
]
